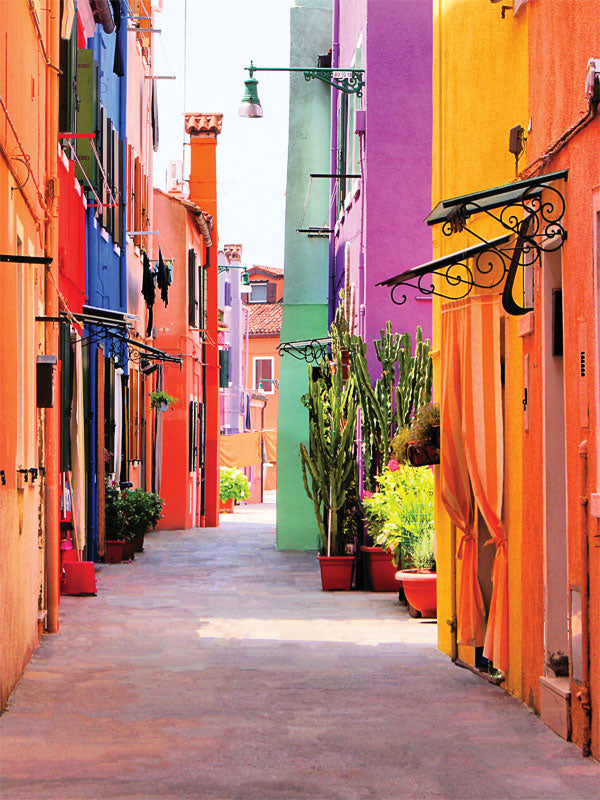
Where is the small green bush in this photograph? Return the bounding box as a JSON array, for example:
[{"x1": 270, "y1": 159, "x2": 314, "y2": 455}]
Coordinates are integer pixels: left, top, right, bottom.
[
  {"x1": 105, "y1": 482, "x2": 164, "y2": 540},
  {"x1": 220, "y1": 467, "x2": 251, "y2": 503},
  {"x1": 149, "y1": 390, "x2": 178, "y2": 410}
]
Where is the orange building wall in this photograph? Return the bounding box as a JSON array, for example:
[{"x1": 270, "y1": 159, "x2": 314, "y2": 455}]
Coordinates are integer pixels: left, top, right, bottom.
[
  {"x1": 523, "y1": 0, "x2": 600, "y2": 757},
  {"x1": 0, "y1": 0, "x2": 60, "y2": 706},
  {"x1": 153, "y1": 190, "x2": 207, "y2": 530},
  {"x1": 248, "y1": 334, "x2": 281, "y2": 431}
]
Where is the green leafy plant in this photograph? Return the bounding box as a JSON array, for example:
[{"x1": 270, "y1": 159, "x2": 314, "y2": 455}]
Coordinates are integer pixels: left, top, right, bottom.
[
  {"x1": 391, "y1": 426, "x2": 412, "y2": 464},
  {"x1": 410, "y1": 402, "x2": 440, "y2": 445},
  {"x1": 219, "y1": 467, "x2": 251, "y2": 503},
  {"x1": 404, "y1": 526, "x2": 436, "y2": 571},
  {"x1": 105, "y1": 482, "x2": 164, "y2": 541},
  {"x1": 362, "y1": 463, "x2": 434, "y2": 567},
  {"x1": 149, "y1": 390, "x2": 178, "y2": 410}
]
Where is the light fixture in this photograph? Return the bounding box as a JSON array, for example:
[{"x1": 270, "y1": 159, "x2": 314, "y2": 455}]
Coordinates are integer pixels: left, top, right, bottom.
[
  {"x1": 241, "y1": 270, "x2": 250, "y2": 285},
  {"x1": 239, "y1": 68, "x2": 263, "y2": 118},
  {"x1": 239, "y1": 60, "x2": 364, "y2": 117},
  {"x1": 240, "y1": 282, "x2": 252, "y2": 295}
]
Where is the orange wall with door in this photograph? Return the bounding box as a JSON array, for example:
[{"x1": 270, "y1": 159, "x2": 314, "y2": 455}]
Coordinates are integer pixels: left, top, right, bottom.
[{"x1": 522, "y1": 0, "x2": 600, "y2": 757}]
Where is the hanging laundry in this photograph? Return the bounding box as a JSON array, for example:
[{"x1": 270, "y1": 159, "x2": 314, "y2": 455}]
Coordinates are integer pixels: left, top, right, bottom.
[
  {"x1": 156, "y1": 249, "x2": 170, "y2": 307},
  {"x1": 141, "y1": 251, "x2": 156, "y2": 337}
]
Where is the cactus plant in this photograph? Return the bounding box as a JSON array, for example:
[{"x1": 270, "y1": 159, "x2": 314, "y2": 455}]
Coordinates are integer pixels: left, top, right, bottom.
[{"x1": 300, "y1": 352, "x2": 358, "y2": 556}]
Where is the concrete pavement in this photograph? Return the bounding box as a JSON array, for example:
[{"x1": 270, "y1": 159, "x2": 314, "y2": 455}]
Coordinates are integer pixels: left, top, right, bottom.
[{"x1": 1, "y1": 499, "x2": 598, "y2": 800}]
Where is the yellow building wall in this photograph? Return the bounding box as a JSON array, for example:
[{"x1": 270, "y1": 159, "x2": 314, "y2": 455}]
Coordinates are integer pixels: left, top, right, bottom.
[{"x1": 432, "y1": 0, "x2": 528, "y2": 698}]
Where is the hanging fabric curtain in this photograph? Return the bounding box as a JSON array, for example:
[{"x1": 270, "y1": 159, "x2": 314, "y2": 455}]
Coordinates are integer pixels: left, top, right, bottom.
[
  {"x1": 441, "y1": 295, "x2": 508, "y2": 671},
  {"x1": 441, "y1": 301, "x2": 485, "y2": 649},
  {"x1": 460, "y1": 296, "x2": 508, "y2": 671},
  {"x1": 219, "y1": 432, "x2": 262, "y2": 469},
  {"x1": 71, "y1": 338, "x2": 86, "y2": 550}
]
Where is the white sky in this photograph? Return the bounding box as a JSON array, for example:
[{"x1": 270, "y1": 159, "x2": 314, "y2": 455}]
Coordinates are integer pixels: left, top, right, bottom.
[{"x1": 153, "y1": 0, "x2": 293, "y2": 268}]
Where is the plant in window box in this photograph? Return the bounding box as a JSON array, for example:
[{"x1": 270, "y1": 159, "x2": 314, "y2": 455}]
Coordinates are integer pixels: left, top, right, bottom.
[
  {"x1": 149, "y1": 390, "x2": 178, "y2": 411},
  {"x1": 219, "y1": 467, "x2": 251, "y2": 512},
  {"x1": 407, "y1": 403, "x2": 440, "y2": 466}
]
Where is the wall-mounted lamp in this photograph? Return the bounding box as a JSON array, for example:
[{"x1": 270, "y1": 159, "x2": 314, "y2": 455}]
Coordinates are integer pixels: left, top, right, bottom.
[
  {"x1": 239, "y1": 60, "x2": 365, "y2": 118},
  {"x1": 218, "y1": 263, "x2": 253, "y2": 292}
]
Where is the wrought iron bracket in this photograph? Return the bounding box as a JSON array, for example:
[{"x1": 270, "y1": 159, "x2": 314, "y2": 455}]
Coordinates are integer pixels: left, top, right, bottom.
[{"x1": 277, "y1": 338, "x2": 331, "y2": 364}]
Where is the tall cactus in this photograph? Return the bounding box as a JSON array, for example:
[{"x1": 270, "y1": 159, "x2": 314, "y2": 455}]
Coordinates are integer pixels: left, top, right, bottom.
[{"x1": 300, "y1": 352, "x2": 358, "y2": 555}]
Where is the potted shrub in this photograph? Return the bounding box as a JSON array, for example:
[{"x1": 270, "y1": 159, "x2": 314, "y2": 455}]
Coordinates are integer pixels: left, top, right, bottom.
[
  {"x1": 219, "y1": 467, "x2": 250, "y2": 512},
  {"x1": 120, "y1": 488, "x2": 165, "y2": 552},
  {"x1": 407, "y1": 403, "x2": 440, "y2": 466},
  {"x1": 363, "y1": 463, "x2": 434, "y2": 597},
  {"x1": 149, "y1": 389, "x2": 178, "y2": 411},
  {"x1": 395, "y1": 527, "x2": 437, "y2": 618},
  {"x1": 300, "y1": 349, "x2": 358, "y2": 590},
  {"x1": 104, "y1": 480, "x2": 127, "y2": 563}
]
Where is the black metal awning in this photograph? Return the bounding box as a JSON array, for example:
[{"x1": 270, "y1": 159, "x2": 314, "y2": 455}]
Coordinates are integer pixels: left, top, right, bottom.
[
  {"x1": 378, "y1": 169, "x2": 568, "y2": 316},
  {"x1": 277, "y1": 337, "x2": 331, "y2": 363}
]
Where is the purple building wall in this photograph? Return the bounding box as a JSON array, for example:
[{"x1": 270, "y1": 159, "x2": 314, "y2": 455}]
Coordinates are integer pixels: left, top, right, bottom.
[{"x1": 334, "y1": 0, "x2": 433, "y2": 369}]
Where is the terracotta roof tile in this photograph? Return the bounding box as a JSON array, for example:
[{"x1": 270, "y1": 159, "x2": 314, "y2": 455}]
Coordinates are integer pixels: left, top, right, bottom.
[
  {"x1": 184, "y1": 113, "x2": 223, "y2": 136},
  {"x1": 248, "y1": 265, "x2": 284, "y2": 276},
  {"x1": 248, "y1": 303, "x2": 283, "y2": 335}
]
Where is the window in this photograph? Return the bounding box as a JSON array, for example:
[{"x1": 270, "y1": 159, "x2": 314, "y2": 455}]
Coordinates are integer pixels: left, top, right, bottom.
[
  {"x1": 188, "y1": 248, "x2": 198, "y2": 327},
  {"x1": 253, "y1": 357, "x2": 274, "y2": 393},
  {"x1": 249, "y1": 282, "x2": 268, "y2": 303}
]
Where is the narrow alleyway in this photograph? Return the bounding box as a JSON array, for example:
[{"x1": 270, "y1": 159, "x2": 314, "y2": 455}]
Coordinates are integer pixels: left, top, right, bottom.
[{"x1": 1, "y1": 500, "x2": 598, "y2": 800}]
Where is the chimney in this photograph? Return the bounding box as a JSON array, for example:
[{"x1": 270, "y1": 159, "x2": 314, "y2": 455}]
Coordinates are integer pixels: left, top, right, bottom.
[
  {"x1": 185, "y1": 113, "x2": 223, "y2": 229},
  {"x1": 224, "y1": 244, "x2": 243, "y2": 264}
]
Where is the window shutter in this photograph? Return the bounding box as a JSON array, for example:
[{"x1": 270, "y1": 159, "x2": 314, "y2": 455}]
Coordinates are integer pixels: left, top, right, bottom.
[
  {"x1": 189, "y1": 400, "x2": 198, "y2": 471},
  {"x1": 267, "y1": 282, "x2": 276, "y2": 303},
  {"x1": 59, "y1": 325, "x2": 73, "y2": 472},
  {"x1": 75, "y1": 49, "x2": 98, "y2": 188},
  {"x1": 101, "y1": 110, "x2": 109, "y2": 229},
  {"x1": 59, "y1": 25, "x2": 77, "y2": 136},
  {"x1": 198, "y1": 263, "x2": 205, "y2": 333},
  {"x1": 224, "y1": 281, "x2": 231, "y2": 307},
  {"x1": 188, "y1": 248, "x2": 197, "y2": 327},
  {"x1": 198, "y1": 401, "x2": 205, "y2": 468},
  {"x1": 219, "y1": 349, "x2": 230, "y2": 388}
]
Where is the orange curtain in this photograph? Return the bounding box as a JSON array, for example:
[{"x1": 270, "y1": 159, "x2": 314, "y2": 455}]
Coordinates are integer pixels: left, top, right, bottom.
[
  {"x1": 262, "y1": 430, "x2": 277, "y2": 463},
  {"x1": 441, "y1": 295, "x2": 508, "y2": 671},
  {"x1": 441, "y1": 302, "x2": 485, "y2": 648},
  {"x1": 219, "y1": 432, "x2": 262, "y2": 468}
]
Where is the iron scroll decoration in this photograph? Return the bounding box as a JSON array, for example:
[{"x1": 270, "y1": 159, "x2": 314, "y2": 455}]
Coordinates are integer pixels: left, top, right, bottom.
[
  {"x1": 75, "y1": 321, "x2": 182, "y2": 368},
  {"x1": 383, "y1": 173, "x2": 568, "y2": 316},
  {"x1": 302, "y1": 69, "x2": 364, "y2": 98},
  {"x1": 277, "y1": 338, "x2": 331, "y2": 364}
]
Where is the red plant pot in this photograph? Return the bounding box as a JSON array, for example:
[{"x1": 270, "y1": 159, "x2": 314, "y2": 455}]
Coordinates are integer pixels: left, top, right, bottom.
[
  {"x1": 407, "y1": 442, "x2": 440, "y2": 467},
  {"x1": 122, "y1": 539, "x2": 136, "y2": 561},
  {"x1": 395, "y1": 569, "x2": 437, "y2": 617},
  {"x1": 104, "y1": 540, "x2": 125, "y2": 564},
  {"x1": 360, "y1": 546, "x2": 400, "y2": 592},
  {"x1": 219, "y1": 498, "x2": 234, "y2": 513},
  {"x1": 317, "y1": 555, "x2": 354, "y2": 591},
  {"x1": 61, "y1": 561, "x2": 97, "y2": 596},
  {"x1": 133, "y1": 532, "x2": 145, "y2": 553}
]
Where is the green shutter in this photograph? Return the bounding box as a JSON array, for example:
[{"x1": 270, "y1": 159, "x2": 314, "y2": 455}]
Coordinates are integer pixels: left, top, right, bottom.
[
  {"x1": 188, "y1": 248, "x2": 197, "y2": 327},
  {"x1": 219, "y1": 349, "x2": 229, "y2": 388},
  {"x1": 59, "y1": 25, "x2": 77, "y2": 136},
  {"x1": 75, "y1": 49, "x2": 98, "y2": 189},
  {"x1": 59, "y1": 324, "x2": 73, "y2": 472}
]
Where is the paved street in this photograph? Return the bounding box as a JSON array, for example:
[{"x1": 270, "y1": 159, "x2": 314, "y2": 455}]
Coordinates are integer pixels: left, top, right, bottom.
[{"x1": 1, "y1": 499, "x2": 598, "y2": 800}]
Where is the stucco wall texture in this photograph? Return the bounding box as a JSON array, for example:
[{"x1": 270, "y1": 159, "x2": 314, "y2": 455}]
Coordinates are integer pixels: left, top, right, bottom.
[
  {"x1": 277, "y1": 1, "x2": 332, "y2": 551},
  {"x1": 522, "y1": 0, "x2": 600, "y2": 758}
]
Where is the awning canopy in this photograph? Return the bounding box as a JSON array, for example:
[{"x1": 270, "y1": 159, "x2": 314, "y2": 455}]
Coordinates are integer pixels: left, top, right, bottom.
[
  {"x1": 378, "y1": 170, "x2": 568, "y2": 316},
  {"x1": 277, "y1": 337, "x2": 331, "y2": 364}
]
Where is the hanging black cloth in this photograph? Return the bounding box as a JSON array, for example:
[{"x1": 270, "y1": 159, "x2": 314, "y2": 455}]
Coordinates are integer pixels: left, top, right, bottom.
[
  {"x1": 141, "y1": 251, "x2": 155, "y2": 336},
  {"x1": 110, "y1": 0, "x2": 124, "y2": 77},
  {"x1": 151, "y1": 79, "x2": 159, "y2": 152},
  {"x1": 156, "y1": 249, "x2": 170, "y2": 307}
]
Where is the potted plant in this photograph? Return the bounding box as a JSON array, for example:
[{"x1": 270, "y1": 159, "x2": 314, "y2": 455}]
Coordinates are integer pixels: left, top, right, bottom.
[
  {"x1": 362, "y1": 463, "x2": 434, "y2": 596},
  {"x1": 120, "y1": 488, "x2": 164, "y2": 552},
  {"x1": 104, "y1": 480, "x2": 127, "y2": 563},
  {"x1": 149, "y1": 389, "x2": 178, "y2": 411},
  {"x1": 219, "y1": 467, "x2": 251, "y2": 512},
  {"x1": 407, "y1": 403, "x2": 440, "y2": 466},
  {"x1": 300, "y1": 349, "x2": 358, "y2": 590},
  {"x1": 395, "y1": 526, "x2": 437, "y2": 618}
]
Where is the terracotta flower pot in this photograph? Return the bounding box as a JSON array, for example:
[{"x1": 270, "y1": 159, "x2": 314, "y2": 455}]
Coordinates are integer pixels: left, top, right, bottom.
[
  {"x1": 122, "y1": 538, "x2": 136, "y2": 561},
  {"x1": 395, "y1": 569, "x2": 437, "y2": 617},
  {"x1": 104, "y1": 540, "x2": 125, "y2": 564},
  {"x1": 317, "y1": 555, "x2": 354, "y2": 591},
  {"x1": 360, "y1": 546, "x2": 400, "y2": 591},
  {"x1": 220, "y1": 498, "x2": 235, "y2": 513},
  {"x1": 407, "y1": 442, "x2": 439, "y2": 466}
]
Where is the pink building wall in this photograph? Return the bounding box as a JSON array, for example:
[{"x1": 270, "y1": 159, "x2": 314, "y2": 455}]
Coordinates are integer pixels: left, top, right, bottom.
[{"x1": 335, "y1": 0, "x2": 433, "y2": 367}]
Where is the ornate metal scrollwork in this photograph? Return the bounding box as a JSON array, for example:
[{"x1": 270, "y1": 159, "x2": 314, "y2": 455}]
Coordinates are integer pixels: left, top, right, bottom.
[
  {"x1": 278, "y1": 339, "x2": 331, "y2": 364},
  {"x1": 78, "y1": 322, "x2": 181, "y2": 367},
  {"x1": 302, "y1": 69, "x2": 364, "y2": 98}
]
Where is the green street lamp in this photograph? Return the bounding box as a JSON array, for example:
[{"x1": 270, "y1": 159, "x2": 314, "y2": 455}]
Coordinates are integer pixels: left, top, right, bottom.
[{"x1": 239, "y1": 60, "x2": 365, "y2": 117}]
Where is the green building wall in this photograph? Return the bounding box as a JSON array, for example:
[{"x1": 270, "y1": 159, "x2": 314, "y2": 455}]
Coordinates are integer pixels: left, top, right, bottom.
[{"x1": 276, "y1": 0, "x2": 332, "y2": 551}]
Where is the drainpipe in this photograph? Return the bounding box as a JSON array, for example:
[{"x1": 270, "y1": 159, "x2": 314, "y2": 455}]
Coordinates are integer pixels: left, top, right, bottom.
[
  {"x1": 118, "y1": 1, "x2": 127, "y2": 315},
  {"x1": 577, "y1": 440, "x2": 592, "y2": 757},
  {"x1": 328, "y1": 0, "x2": 340, "y2": 326},
  {"x1": 44, "y1": 0, "x2": 60, "y2": 633}
]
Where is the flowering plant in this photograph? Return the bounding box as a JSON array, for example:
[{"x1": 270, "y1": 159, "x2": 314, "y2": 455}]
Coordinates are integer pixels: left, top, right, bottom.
[
  {"x1": 361, "y1": 464, "x2": 434, "y2": 568},
  {"x1": 105, "y1": 481, "x2": 164, "y2": 540},
  {"x1": 149, "y1": 390, "x2": 178, "y2": 410}
]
